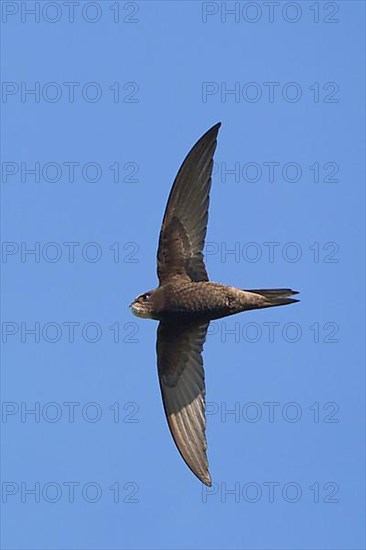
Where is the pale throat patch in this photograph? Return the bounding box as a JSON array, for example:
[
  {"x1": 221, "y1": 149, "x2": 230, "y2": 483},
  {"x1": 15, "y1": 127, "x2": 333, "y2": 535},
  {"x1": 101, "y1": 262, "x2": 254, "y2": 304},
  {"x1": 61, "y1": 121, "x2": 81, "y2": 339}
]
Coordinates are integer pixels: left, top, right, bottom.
[{"x1": 131, "y1": 304, "x2": 153, "y2": 319}]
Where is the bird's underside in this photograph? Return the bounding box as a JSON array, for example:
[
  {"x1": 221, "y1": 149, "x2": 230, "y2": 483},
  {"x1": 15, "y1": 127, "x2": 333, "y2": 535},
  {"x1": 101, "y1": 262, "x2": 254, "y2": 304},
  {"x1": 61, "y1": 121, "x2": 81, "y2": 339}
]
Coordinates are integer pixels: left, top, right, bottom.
[
  {"x1": 130, "y1": 123, "x2": 299, "y2": 486},
  {"x1": 151, "y1": 280, "x2": 299, "y2": 322}
]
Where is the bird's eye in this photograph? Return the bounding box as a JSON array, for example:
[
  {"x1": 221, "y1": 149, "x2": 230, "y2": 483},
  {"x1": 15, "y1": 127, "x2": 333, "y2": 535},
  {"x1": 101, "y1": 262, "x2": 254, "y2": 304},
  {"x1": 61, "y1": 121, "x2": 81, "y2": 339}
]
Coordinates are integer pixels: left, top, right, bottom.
[{"x1": 142, "y1": 294, "x2": 150, "y2": 302}]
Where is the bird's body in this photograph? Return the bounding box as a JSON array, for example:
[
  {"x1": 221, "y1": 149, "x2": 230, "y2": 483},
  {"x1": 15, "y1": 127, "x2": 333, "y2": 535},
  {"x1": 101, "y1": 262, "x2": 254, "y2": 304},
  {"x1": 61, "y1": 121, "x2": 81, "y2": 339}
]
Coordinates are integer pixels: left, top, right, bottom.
[
  {"x1": 130, "y1": 123, "x2": 299, "y2": 486},
  {"x1": 133, "y1": 281, "x2": 298, "y2": 322}
]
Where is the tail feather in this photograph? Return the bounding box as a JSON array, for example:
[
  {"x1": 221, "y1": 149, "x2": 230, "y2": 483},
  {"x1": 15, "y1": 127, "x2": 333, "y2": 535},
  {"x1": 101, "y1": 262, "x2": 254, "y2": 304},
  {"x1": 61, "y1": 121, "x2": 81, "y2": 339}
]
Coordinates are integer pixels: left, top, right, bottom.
[{"x1": 247, "y1": 288, "x2": 299, "y2": 308}]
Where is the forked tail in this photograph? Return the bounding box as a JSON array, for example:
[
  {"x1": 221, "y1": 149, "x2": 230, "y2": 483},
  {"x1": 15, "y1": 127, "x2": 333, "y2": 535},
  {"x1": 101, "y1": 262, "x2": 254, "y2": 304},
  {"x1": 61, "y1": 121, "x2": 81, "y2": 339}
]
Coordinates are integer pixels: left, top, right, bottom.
[{"x1": 247, "y1": 288, "x2": 299, "y2": 308}]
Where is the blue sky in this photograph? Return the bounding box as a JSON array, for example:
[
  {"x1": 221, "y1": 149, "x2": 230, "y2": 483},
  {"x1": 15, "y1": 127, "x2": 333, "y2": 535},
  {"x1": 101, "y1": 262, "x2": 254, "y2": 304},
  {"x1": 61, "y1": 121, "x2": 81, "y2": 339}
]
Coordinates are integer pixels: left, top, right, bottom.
[{"x1": 1, "y1": 1, "x2": 365, "y2": 549}]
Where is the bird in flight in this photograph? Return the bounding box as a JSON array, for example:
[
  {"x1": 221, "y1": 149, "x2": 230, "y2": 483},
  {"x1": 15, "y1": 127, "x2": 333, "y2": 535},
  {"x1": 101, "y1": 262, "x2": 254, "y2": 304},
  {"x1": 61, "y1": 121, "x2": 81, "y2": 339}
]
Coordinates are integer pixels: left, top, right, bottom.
[{"x1": 130, "y1": 123, "x2": 299, "y2": 486}]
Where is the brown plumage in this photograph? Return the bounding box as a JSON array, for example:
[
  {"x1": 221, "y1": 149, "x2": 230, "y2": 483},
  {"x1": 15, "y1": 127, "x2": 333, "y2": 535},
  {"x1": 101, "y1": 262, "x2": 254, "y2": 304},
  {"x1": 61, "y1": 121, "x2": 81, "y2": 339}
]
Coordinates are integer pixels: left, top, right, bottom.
[{"x1": 130, "y1": 123, "x2": 299, "y2": 486}]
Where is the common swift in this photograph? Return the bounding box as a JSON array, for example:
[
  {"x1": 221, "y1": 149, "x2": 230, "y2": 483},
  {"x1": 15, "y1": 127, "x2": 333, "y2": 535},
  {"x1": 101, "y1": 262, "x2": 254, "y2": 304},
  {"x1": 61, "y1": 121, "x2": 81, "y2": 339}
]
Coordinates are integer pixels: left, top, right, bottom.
[{"x1": 130, "y1": 123, "x2": 299, "y2": 486}]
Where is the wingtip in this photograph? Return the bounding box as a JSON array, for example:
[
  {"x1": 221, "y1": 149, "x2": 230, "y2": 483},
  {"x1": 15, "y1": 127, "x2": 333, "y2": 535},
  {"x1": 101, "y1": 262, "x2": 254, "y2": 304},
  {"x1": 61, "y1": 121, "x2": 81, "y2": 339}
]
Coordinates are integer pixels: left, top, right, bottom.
[
  {"x1": 206, "y1": 122, "x2": 221, "y2": 136},
  {"x1": 201, "y1": 472, "x2": 212, "y2": 487}
]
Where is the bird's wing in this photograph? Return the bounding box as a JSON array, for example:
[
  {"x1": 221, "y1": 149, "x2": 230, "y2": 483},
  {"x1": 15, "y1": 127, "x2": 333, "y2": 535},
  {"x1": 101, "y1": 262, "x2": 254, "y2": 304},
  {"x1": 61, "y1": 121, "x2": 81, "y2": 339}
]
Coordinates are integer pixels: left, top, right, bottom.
[
  {"x1": 156, "y1": 320, "x2": 211, "y2": 486},
  {"x1": 157, "y1": 123, "x2": 221, "y2": 284}
]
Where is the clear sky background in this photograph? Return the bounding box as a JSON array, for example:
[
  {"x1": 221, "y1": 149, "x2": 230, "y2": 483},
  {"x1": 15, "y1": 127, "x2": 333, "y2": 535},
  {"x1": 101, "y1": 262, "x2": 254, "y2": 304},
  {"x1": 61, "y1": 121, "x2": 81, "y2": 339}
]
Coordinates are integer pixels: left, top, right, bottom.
[{"x1": 1, "y1": 1, "x2": 365, "y2": 549}]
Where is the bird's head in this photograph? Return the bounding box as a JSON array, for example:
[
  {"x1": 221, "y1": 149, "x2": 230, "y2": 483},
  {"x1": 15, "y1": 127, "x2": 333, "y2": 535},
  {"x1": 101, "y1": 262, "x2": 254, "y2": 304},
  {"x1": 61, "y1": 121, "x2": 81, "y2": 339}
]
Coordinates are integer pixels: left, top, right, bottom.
[{"x1": 130, "y1": 290, "x2": 156, "y2": 319}]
